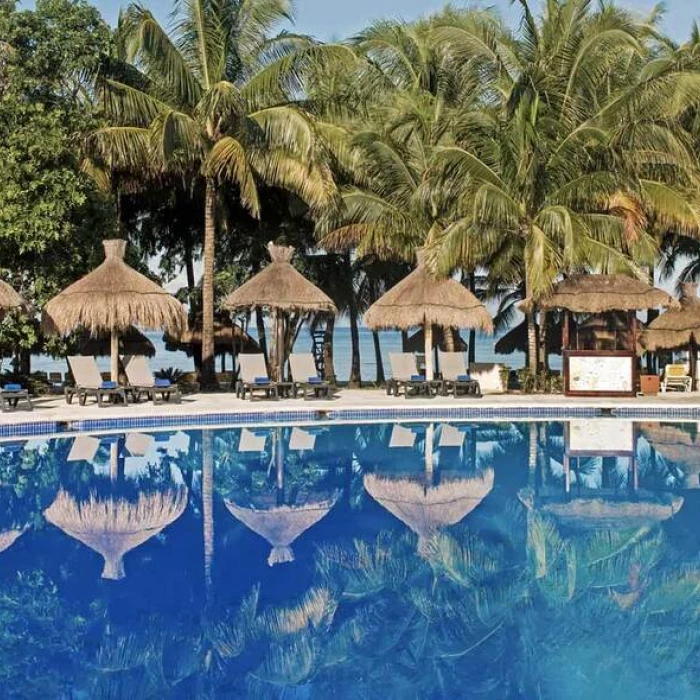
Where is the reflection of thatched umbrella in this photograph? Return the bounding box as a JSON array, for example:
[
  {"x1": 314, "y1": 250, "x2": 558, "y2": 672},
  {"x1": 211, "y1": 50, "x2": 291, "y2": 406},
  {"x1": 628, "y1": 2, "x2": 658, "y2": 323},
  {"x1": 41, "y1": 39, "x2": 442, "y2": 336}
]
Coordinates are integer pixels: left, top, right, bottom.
[
  {"x1": 77, "y1": 326, "x2": 155, "y2": 358},
  {"x1": 535, "y1": 494, "x2": 684, "y2": 530},
  {"x1": 0, "y1": 280, "x2": 30, "y2": 320},
  {"x1": 225, "y1": 493, "x2": 339, "y2": 566},
  {"x1": 364, "y1": 471, "x2": 493, "y2": 554},
  {"x1": 535, "y1": 274, "x2": 678, "y2": 313},
  {"x1": 43, "y1": 240, "x2": 186, "y2": 380},
  {"x1": 0, "y1": 527, "x2": 26, "y2": 554},
  {"x1": 44, "y1": 488, "x2": 188, "y2": 580},
  {"x1": 365, "y1": 250, "x2": 493, "y2": 380},
  {"x1": 222, "y1": 243, "x2": 336, "y2": 380},
  {"x1": 639, "y1": 422, "x2": 700, "y2": 488}
]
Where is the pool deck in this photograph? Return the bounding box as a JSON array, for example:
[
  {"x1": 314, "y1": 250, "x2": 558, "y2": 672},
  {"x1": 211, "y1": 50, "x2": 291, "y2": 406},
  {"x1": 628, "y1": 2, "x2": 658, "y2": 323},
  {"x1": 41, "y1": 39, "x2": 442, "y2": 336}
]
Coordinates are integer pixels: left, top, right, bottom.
[{"x1": 1, "y1": 389, "x2": 700, "y2": 436}]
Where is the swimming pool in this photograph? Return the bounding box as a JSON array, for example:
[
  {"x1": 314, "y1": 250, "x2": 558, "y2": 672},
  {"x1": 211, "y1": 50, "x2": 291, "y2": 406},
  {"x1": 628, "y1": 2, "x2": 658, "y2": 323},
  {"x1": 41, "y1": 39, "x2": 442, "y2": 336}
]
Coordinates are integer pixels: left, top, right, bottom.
[{"x1": 0, "y1": 419, "x2": 698, "y2": 698}]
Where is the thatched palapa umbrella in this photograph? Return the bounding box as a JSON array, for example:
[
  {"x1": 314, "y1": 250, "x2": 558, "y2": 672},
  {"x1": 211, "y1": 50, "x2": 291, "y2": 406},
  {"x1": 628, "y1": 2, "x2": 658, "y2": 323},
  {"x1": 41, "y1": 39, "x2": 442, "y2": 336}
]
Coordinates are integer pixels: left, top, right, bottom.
[
  {"x1": 0, "y1": 527, "x2": 26, "y2": 554},
  {"x1": 0, "y1": 280, "x2": 30, "y2": 320},
  {"x1": 44, "y1": 488, "x2": 188, "y2": 580},
  {"x1": 642, "y1": 283, "x2": 700, "y2": 385},
  {"x1": 364, "y1": 424, "x2": 494, "y2": 555},
  {"x1": 222, "y1": 243, "x2": 336, "y2": 380},
  {"x1": 364, "y1": 251, "x2": 493, "y2": 380},
  {"x1": 43, "y1": 240, "x2": 186, "y2": 381},
  {"x1": 639, "y1": 422, "x2": 700, "y2": 488}
]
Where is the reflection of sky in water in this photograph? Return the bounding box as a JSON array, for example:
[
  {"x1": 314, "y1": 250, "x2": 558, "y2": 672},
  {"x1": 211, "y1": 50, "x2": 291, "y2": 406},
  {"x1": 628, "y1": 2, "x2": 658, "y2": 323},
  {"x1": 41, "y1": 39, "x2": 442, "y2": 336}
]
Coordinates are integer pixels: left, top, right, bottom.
[{"x1": 0, "y1": 420, "x2": 699, "y2": 699}]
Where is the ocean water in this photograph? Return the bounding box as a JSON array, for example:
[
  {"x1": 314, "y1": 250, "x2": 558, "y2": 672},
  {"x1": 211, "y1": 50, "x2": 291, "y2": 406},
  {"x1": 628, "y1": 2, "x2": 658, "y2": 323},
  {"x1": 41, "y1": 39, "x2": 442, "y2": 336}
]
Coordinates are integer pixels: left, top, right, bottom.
[
  {"x1": 26, "y1": 326, "x2": 527, "y2": 381},
  {"x1": 0, "y1": 418, "x2": 697, "y2": 698}
]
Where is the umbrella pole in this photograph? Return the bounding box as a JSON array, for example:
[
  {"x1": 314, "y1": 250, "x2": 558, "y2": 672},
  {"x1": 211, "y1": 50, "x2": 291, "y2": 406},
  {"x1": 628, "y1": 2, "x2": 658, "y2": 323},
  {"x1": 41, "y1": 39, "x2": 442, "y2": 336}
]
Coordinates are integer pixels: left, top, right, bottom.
[
  {"x1": 424, "y1": 322, "x2": 434, "y2": 381},
  {"x1": 110, "y1": 328, "x2": 119, "y2": 382}
]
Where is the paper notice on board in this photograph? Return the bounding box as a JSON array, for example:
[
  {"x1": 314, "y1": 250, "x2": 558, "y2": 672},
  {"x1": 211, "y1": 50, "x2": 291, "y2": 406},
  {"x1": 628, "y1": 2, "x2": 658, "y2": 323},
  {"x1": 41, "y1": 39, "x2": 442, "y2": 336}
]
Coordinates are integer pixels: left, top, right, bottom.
[{"x1": 568, "y1": 355, "x2": 634, "y2": 393}]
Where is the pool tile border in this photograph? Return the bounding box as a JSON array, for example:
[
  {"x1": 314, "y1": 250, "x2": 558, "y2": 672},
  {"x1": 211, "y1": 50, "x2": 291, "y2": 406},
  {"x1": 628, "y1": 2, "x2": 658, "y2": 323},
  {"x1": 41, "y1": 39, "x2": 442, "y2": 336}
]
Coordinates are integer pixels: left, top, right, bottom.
[{"x1": 3, "y1": 404, "x2": 700, "y2": 439}]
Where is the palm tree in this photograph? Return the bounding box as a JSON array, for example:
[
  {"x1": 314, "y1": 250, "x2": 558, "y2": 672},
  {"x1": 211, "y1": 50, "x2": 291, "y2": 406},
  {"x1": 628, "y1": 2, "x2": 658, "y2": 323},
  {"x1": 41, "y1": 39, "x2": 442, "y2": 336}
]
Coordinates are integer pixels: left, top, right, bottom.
[
  {"x1": 428, "y1": 0, "x2": 700, "y2": 380},
  {"x1": 89, "y1": 0, "x2": 342, "y2": 387}
]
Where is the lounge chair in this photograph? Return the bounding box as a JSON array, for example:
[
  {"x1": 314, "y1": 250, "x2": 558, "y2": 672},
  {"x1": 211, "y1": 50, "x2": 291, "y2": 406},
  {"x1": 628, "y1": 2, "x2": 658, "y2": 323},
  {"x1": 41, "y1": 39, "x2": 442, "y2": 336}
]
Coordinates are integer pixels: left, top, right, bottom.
[
  {"x1": 65, "y1": 357, "x2": 127, "y2": 407},
  {"x1": 438, "y1": 351, "x2": 481, "y2": 397},
  {"x1": 661, "y1": 364, "x2": 693, "y2": 393},
  {"x1": 49, "y1": 371, "x2": 65, "y2": 394},
  {"x1": 387, "y1": 353, "x2": 433, "y2": 398},
  {"x1": 0, "y1": 382, "x2": 33, "y2": 412},
  {"x1": 289, "y1": 353, "x2": 332, "y2": 400},
  {"x1": 122, "y1": 355, "x2": 181, "y2": 404},
  {"x1": 237, "y1": 354, "x2": 278, "y2": 401}
]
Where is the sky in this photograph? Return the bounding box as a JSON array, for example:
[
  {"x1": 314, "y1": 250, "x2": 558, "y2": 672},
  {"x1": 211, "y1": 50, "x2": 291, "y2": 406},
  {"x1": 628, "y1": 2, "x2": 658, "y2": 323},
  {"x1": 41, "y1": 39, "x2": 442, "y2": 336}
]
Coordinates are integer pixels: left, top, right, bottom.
[{"x1": 89, "y1": 0, "x2": 694, "y2": 43}]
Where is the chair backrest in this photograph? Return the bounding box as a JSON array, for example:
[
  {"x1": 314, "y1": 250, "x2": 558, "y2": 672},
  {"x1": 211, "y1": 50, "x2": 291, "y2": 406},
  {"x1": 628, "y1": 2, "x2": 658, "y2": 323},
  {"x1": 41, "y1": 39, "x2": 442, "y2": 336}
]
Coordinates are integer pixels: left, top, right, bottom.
[
  {"x1": 67, "y1": 435, "x2": 100, "y2": 462},
  {"x1": 239, "y1": 354, "x2": 269, "y2": 383},
  {"x1": 289, "y1": 427, "x2": 317, "y2": 451},
  {"x1": 289, "y1": 354, "x2": 319, "y2": 382},
  {"x1": 438, "y1": 424, "x2": 466, "y2": 448},
  {"x1": 239, "y1": 428, "x2": 267, "y2": 452},
  {"x1": 665, "y1": 364, "x2": 689, "y2": 379},
  {"x1": 389, "y1": 353, "x2": 418, "y2": 381},
  {"x1": 122, "y1": 355, "x2": 155, "y2": 387},
  {"x1": 438, "y1": 351, "x2": 468, "y2": 381},
  {"x1": 67, "y1": 356, "x2": 103, "y2": 389},
  {"x1": 389, "y1": 424, "x2": 417, "y2": 448}
]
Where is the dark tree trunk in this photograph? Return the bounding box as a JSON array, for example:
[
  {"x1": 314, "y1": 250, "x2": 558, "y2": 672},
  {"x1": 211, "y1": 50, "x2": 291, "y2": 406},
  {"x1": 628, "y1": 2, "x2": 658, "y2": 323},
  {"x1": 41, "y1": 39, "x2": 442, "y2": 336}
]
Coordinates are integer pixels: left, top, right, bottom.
[
  {"x1": 372, "y1": 330, "x2": 385, "y2": 384},
  {"x1": 468, "y1": 271, "x2": 477, "y2": 364},
  {"x1": 185, "y1": 242, "x2": 196, "y2": 291},
  {"x1": 200, "y1": 178, "x2": 217, "y2": 389},
  {"x1": 323, "y1": 316, "x2": 336, "y2": 381},
  {"x1": 347, "y1": 255, "x2": 361, "y2": 387},
  {"x1": 255, "y1": 308, "x2": 268, "y2": 366}
]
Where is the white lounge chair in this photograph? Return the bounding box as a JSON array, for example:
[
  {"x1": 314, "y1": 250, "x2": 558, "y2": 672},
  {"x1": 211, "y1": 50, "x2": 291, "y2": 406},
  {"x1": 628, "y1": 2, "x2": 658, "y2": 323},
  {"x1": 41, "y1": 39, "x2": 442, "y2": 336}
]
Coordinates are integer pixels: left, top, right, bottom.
[
  {"x1": 438, "y1": 351, "x2": 481, "y2": 398},
  {"x1": 237, "y1": 354, "x2": 278, "y2": 401},
  {"x1": 661, "y1": 364, "x2": 693, "y2": 393},
  {"x1": 387, "y1": 353, "x2": 433, "y2": 398},
  {"x1": 66, "y1": 356, "x2": 126, "y2": 407},
  {"x1": 289, "y1": 353, "x2": 332, "y2": 400},
  {"x1": 122, "y1": 355, "x2": 181, "y2": 404}
]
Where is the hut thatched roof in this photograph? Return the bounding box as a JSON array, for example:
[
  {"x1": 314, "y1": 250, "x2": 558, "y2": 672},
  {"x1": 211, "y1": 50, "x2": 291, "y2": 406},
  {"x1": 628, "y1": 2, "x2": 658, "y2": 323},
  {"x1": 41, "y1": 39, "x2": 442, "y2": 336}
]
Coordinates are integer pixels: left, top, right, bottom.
[
  {"x1": 44, "y1": 488, "x2": 188, "y2": 580},
  {"x1": 43, "y1": 240, "x2": 187, "y2": 336},
  {"x1": 0, "y1": 280, "x2": 29, "y2": 317},
  {"x1": 537, "y1": 495, "x2": 684, "y2": 530},
  {"x1": 225, "y1": 493, "x2": 339, "y2": 566},
  {"x1": 639, "y1": 422, "x2": 700, "y2": 485},
  {"x1": 222, "y1": 243, "x2": 336, "y2": 315},
  {"x1": 642, "y1": 283, "x2": 700, "y2": 351},
  {"x1": 76, "y1": 325, "x2": 155, "y2": 358},
  {"x1": 364, "y1": 470, "x2": 494, "y2": 554},
  {"x1": 531, "y1": 274, "x2": 677, "y2": 313},
  {"x1": 364, "y1": 255, "x2": 493, "y2": 332},
  {"x1": 164, "y1": 320, "x2": 259, "y2": 355},
  {"x1": 495, "y1": 319, "x2": 563, "y2": 355},
  {"x1": 0, "y1": 527, "x2": 26, "y2": 554}
]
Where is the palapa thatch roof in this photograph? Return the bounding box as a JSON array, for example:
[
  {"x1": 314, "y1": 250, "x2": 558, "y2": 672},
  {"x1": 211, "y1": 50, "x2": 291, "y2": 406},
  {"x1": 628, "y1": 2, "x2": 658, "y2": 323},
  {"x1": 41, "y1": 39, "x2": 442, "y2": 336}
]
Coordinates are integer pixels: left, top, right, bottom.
[
  {"x1": 364, "y1": 470, "x2": 494, "y2": 554},
  {"x1": 0, "y1": 280, "x2": 29, "y2": 317},
  {"x1": 42, "y1": 239, "x2": 187, "y2": 336},
  {"x1": 222, "y1": 243, "x2": 336, "y2": 315},
  {"x1": 642, "y1": 283, "x2": 700, "y2": 351},
  {"x1": 364, "y1": 254, "x2": 493, "y2": 332},
  {"x1": 536, "y1": 494, "x2": 684, "y2": 530},
  {"x1": 76, "y1": 325, "x2": 155, "y2": 358},
  {"x1": 495, "y1": 319, "x2": 563, "y2": 355},
  {"x1": 164, "y1": 320, "x2": 259, "y2": 355},
  {"x1": 225, "y1": 492, "x2": 339, "y2": 566},
  {"x1": 44, "y1": 488, "x2": 188, "y2": 580},
  {"x1": 532, "y1": 274, "x2": 677, "y2": 313},
  {"x1": 0, "y1": 527, "x2": 26, "y2": 554}
]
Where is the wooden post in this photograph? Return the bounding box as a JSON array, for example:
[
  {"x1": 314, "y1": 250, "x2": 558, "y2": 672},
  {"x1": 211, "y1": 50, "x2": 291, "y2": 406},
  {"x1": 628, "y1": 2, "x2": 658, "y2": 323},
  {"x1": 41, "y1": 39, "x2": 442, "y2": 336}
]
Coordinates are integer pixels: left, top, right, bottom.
[
  {"x1": 110, "y1": 328, "x2": 119, "y2": 382},
  {"x1": 424, "y1": 322, "x2": 434, "y2": 381},
  {"x1": 562, "y1": 311, "x2": 570, "y2": 392},
  {"x1": 690, "y1": 334, "x2": 697, "y2": 391},
  {"x1": 276, "y1": 311, "x2": 285, "y2": 382}
]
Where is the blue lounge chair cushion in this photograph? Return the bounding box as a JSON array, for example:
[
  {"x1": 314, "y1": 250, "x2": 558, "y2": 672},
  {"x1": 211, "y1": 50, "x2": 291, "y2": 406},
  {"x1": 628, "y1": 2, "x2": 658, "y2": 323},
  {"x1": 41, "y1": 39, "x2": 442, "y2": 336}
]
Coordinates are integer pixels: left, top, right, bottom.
[
  {"x1": 254, "y1": 377, "x2": 270, "y2": 384},
  {"x1": 456, "y1": 375, "x2": 471, "y2": 382},
  {"x1": 2, "y1": 384, "x2": 22, "y2": 392},
  {"x1": 411, "y1": 375, "x2": 425, "y2": 382},
  {"x1": 101, "y1": 381, "x2": 118, "y2": 389},
  {"x1": 154, "y1": 378, "x2": 172, "y2": 388},
  {"x1": 308, "y1": 377, "x2": 323, "y2": 384}
]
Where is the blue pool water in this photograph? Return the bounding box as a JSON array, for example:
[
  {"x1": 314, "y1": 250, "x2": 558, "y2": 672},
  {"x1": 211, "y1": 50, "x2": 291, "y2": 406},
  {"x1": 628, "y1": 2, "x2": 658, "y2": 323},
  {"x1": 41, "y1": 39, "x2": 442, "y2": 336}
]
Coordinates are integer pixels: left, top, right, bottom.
[{"x1": 0, "y1": 419, "x2": 698, "y2": 698}]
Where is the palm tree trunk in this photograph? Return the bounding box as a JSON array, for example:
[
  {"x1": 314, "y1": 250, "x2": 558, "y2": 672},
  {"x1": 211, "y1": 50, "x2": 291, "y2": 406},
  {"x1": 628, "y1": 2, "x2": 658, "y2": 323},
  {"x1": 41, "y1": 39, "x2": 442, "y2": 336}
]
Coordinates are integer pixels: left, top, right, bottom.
[
  {"x1": 468, "y1": 272, "x2": 476, "y2": 364},
  {"x1": 372, "y1": 330, "x2": 385, "y2": 384},
  {"x1": 323, "y1": 316, "x2": 336, "y2": 381},
  {"x1": 443, "y1": 328, "x2": 455, "y2": 352},
  {"x1": 526, "y1": 308, "x2": 538, "y2": 386},
  {"x1": 539, "y1": 309, "x2": 549, "y2": 373},
  {"x1": 348, "y1": 302, "x2": 361, "y2": 387},
  {"x1": 185, "y1": 241, "x2": 196, "y2": 291},
  {"x1": 255, "y1": 308, "x2": 268, "y2": 366},
  {"x1": 201, "y1": 178, "x2": 217, "y2": 389}
]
